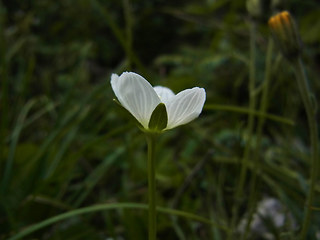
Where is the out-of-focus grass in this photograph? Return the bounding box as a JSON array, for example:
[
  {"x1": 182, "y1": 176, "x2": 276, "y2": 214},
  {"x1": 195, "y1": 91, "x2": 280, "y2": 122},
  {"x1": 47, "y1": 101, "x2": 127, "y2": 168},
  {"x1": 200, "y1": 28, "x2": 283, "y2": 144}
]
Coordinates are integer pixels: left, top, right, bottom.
[{"x1": 1, "y1": 0, "x2": 320, "y2": 239}]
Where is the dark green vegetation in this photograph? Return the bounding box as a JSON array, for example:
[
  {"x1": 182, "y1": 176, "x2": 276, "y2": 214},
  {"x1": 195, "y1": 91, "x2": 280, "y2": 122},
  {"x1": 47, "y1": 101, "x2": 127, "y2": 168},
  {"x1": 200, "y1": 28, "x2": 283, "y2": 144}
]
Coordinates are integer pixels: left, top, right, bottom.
[{"x1": 1, "y1": 0, "x2": 320, "y2": 239}]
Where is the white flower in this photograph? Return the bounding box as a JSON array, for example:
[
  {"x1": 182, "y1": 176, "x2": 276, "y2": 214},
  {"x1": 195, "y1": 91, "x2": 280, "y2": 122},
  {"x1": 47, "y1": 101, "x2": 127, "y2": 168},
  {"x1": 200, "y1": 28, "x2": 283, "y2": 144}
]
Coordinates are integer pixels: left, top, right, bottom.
[{"x1": 111, "y1": 72, "x2": 206, "y2": 131}]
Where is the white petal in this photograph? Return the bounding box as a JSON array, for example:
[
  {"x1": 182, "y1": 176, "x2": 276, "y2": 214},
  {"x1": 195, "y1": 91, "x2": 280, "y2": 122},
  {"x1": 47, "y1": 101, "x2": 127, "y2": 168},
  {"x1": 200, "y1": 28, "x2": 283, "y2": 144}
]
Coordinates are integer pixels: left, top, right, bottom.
[
  {"x1": 165, "y1": 87, "x2": 206, "y2": 129},
  {"x1": 153, "y1": 86, "x2": 175, "y2": 105},
  {"x1": 111, "y1": 72, "x2": 161, "y2": 129},
  {"x1": 111, "y1": 73, "x2": 120, "y2": 99}
]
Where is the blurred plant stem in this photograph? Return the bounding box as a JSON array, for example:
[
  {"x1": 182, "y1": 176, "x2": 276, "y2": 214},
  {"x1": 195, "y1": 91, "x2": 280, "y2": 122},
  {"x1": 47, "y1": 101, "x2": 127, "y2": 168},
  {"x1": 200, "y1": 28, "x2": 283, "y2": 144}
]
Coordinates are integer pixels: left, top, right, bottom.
[
  {"x1": 8, "y1": 202, "x2": 227, "y2": 240},
  {"x1": 204, "y1": 104, "x2": 294, "y2": 125},
  {"x1": 122, "y1": 0, "x2": 133, "y2": 70},
  {"x1": 0, "y1": 3, "x2": 8, "y2": 194},
  {"x1": 242, "y1": 39, "x2": 274, "y2": 240},
  {"x1": 228, "y1": 20, "x2": 257, "y2": 240},
  {"x1": 146, "y1": 133, "x2": 157, "y2": 240},
  {"x1": 295, "y1": 57, "x2": 319, "y2": 239},
  {"x1": 91, "y1": 0, "x2": 146, "y2": 73}
]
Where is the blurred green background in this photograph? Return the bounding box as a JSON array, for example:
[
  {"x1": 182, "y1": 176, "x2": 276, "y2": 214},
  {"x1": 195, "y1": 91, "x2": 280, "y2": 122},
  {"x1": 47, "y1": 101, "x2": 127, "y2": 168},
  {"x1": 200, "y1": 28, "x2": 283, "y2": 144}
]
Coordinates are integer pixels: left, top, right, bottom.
[{"x1": 1, "y1": 0, "x2": 320, "y2": 239}]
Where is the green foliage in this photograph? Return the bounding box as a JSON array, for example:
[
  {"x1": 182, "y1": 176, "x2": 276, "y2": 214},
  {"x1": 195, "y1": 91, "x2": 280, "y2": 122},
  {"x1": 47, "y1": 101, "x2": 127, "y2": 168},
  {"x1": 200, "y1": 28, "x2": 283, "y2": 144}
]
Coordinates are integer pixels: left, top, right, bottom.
[{"x1": 1, "y1": 0, "x2": 320, "y2": 239}]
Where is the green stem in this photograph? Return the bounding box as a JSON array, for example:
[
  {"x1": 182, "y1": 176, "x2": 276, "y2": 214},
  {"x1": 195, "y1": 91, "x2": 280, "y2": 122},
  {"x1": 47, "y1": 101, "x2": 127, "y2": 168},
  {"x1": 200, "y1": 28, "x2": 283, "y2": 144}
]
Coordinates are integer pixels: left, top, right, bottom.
[
  {"x1": 91, "y1": 0, "x2": 146, "y2": 74},
  {"x1": 242, "y1": 39, "x2": 274, "y2": 240},
  {"x1": 0, "y1": 4, "x2": 8, "y2": 184},
  {"x1": 122, "y1": 0, "x2": 133, "y2": 69},
  {"x1": 8, "y1": 202, "x2": 229, "y2": 240},
  {"x1": 228, "y1": 20, "x2": 257, "y2": 240},
  {"x1": 146, "y1": 133, "x2": 157, "y2": 240},
  {"x1": 295, "y1": 58, "x2": 319, "y2": 239},
  {"x1": 204, "y1": 104, "x2": 294, "y2": 125}
]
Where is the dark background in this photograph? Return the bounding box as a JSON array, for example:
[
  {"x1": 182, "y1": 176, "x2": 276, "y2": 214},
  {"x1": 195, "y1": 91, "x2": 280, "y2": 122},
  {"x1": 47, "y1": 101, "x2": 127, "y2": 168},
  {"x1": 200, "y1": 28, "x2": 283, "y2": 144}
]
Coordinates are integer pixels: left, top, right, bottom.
[{"x1": 1, "y1": 0, "x2": 320, "y2": 239}]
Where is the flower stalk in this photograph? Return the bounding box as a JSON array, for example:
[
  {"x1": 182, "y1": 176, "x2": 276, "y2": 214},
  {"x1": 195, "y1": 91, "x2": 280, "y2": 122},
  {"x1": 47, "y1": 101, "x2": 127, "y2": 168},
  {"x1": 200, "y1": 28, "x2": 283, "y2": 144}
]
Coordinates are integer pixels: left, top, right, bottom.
[
  {"x1": 269, "y1": 11, "x2": 319, "y2": 238},
  {"x1": 228, "y1": 20, "x2": 257, "y2": 240},
  {"x1": 294, "y1": 57, "x2": 319, "y2": 239},
  {"x1": 146, "y1": 133, "x2": 157, "y2": 240},
  {"x1": 243, "y1": 38, "x2": 274, "y2": 240}
]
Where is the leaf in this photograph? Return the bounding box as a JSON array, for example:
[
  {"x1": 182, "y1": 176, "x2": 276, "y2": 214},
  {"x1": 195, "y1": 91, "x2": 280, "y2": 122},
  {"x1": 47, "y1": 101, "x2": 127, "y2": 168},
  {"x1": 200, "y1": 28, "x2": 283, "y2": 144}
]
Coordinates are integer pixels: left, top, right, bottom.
[{"x1": 148, "y1": 103, "x2": 168, "y2": 132}]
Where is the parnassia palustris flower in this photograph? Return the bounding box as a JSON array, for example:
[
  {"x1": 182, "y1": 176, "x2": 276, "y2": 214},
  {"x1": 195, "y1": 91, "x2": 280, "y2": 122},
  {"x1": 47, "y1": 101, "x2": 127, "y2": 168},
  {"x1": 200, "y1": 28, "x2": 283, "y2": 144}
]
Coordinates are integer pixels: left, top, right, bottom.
[{"x1": 111, "y1": 72, "x2": 206, "y2": 132}]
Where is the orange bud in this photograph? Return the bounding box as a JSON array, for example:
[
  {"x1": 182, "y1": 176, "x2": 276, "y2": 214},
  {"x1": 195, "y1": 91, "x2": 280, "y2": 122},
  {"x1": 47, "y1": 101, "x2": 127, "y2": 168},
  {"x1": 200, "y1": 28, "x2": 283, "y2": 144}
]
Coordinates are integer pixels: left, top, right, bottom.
[{"x1": 268, "y1": 11, "x2": 302, "y2": 59}]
